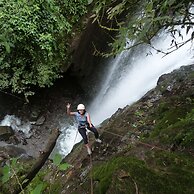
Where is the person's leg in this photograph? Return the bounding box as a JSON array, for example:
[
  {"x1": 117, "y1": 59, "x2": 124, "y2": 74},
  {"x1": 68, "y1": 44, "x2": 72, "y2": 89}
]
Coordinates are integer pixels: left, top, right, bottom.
[
  {"x1": 87, "y1": 125, "x2": 99, "y2": 139},
  {"x1": 78, "y1": 127, "x2": 92, "y2": 154},
  {"x1": 78, "y1": 127, "x2": 88, "y2": 144},
  {"x1": 87, "y1": 124, "x2": 102, "y2": 143}
]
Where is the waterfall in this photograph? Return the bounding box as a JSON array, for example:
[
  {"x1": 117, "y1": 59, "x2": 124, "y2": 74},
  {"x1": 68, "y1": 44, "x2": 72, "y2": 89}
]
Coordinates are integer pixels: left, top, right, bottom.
[
  {"x1": 57, "y1": 28, "x2": 194, "y2": 157},
  {"x1": 89, "y1": 30, "x2": 194, "y2": 125},
  {"x1": 1, "y1": 26, "x2": 194, "y2": 158},
  {"x1": 56, "y1": 123, "x2": 82, "y2": 156}
]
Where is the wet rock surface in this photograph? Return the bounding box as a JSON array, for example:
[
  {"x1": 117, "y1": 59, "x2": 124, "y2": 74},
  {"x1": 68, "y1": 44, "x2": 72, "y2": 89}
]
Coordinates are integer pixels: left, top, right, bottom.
[
  {"x1": 0, "y1": 63, "x2": 194, "y2": 193},
  {"x1": 0, "y1": 126, "x2": 14, "y2": 141},
  {"x1": 59, "y1": 64, "x2": 194, "y2": 194},
  {"x1": 0, "y1": 75, "x2": 84, "y2": 158}
]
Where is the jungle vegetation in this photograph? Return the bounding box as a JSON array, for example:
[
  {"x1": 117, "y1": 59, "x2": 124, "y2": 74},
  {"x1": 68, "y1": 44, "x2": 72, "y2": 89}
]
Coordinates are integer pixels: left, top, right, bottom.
[{"x1": 0, "y1": 0, "x2": 193, "y2": 98}]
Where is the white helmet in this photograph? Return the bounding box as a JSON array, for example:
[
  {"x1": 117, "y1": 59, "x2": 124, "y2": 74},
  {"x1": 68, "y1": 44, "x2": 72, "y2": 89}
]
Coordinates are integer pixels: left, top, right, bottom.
[{"x1": 77, "y1": 104, "x2": 85, "y2": 110}]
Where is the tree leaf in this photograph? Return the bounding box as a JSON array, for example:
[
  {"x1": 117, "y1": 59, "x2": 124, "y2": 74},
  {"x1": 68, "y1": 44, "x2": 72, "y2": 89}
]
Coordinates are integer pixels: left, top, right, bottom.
[
  {"x1": 53, "y1": 153, "x2": 63, "y2": 166},
  {"x1": 30, "y1": 183, "x2": 44, "y2": 194},
  {"x1": 88, "y1": 0, "x2": 93, "y2": 5},
  {"x1": 59, "y1": 163, "x2": 70, "y2": 171},
  {"x1": 2, "y1": 165, "x2": 11, "y2": 183}
]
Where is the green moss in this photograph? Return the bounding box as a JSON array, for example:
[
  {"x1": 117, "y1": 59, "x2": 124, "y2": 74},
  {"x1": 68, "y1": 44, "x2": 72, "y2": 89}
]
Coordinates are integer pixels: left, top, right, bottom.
[
  {"x1": 150, "y1": 106, "x2": 194, "y2": 148},
  {"x1": 93, "y1": 157, "x2": 144, "y2": 194},
  {"x1": 189, "y1": 71, "x2": 194, "y2": 78},
  {"x1": 155, "y1": 103, "x2": 190, "y2": 129},
  {"x1": 92, "y1": 153, "x2": 194, "y2": 194}
]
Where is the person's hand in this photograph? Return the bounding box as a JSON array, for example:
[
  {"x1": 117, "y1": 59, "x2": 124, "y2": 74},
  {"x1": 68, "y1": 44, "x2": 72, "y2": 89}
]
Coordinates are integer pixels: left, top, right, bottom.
[
  {"x1": 66, "y1": 103, "x2": 71, "y2": 109},
  {"x1": 89, "y1": 123, "x2": 92, "y2": 128}
]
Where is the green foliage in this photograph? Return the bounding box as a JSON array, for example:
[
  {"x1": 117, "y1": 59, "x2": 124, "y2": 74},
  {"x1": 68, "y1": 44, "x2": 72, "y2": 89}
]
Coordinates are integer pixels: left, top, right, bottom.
[
  {"x1": 53, "y1": 152, "x2": 70, "y2": 170},
  {"x1": 57, "y1": 0, "x2": 88, "y2": 24},
  {"x1": 0, "y1": 158, "x2": 26, "y2": 193},
  {"x1": 1, "y1": 158, "x2": 21, "y2": 184},
  {"x1": 2, "y1": 165, "x2": 10, "y2": 184},
  {"x1": 53, "y1": 152, "x2": 63, "y2": 166},
  {"x1": 151, "y1": 106, "x2": 194, "y2": 148},
  {"x1": 91, "y1": 0, "x2": 194, "y2": 56},
  {"x1": 0, "y1": 153, "x2": 70, "y2": 193},
  {"x1": 0, "y1": 0, "x2": 88, "y2": 98},
  {"x1": 27, "y1": 153, "x2": 70, "y2": 193},
  {"x1": 30, "y1": 183, "x2": 44, "y2": 194}
]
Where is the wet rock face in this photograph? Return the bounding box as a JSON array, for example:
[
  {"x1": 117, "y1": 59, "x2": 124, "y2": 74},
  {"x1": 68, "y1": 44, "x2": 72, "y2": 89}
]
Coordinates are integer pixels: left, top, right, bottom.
[
  {"x1": 0, "y1": 74, "x2": 85, "y2": 158},
  {"x1": 2, "y1": 145, "x2": 27, "y2": 158},
  {"x1": 0, "y1": 126, "x2": 14, "y2": 141},
  {"x1": 70, "y1": 20, "x2": 115, "y2": 79},
  {"x1": 59, "y1": 64, "x2": 194, "y2": 194},
  {"x1": 157, "y1": 65, "x2": 194, "y2": 94},
  {"x1": 0, "y1": 126, "x2": 28, "y2": 162}
]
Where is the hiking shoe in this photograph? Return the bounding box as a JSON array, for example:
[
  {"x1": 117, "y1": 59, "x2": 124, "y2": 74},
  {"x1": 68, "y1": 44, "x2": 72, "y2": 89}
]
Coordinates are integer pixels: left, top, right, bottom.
[
  {"x1": 95, "y1": 138, "x2": 102, "y2": 143},
  {"x1": 87, "y1": 147, "x2": 92, "y2": 155}
]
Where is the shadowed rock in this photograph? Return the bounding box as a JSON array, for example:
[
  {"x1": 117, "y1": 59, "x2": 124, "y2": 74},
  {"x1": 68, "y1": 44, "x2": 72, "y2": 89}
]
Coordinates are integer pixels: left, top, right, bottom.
[{"x1": 0, "y1": 126, "x2": 14, "y2": 141}]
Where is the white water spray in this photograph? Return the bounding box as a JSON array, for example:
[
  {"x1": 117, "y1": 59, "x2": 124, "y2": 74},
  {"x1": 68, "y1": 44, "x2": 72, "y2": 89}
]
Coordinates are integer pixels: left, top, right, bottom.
[
  {"x1": 0, "y1": 115, "x2": 32, "y2": 138},
  {"x1": 89, "y1": 30, "x2": 194, "y2": 125},
  {"x1": 56, "y1": 123, "x2": 82, "y2": 156}
]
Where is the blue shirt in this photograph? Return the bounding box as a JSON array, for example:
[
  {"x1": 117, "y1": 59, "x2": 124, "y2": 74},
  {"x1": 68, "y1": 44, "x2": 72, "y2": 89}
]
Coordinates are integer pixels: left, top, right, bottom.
[{"x1": 75, "y1": 112, "x2": 88, "y2": 127}]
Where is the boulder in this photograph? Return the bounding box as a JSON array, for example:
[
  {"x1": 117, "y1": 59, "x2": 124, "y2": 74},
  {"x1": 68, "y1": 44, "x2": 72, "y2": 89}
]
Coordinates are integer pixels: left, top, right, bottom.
[
  {"x1": 0, "y1": 144, "x2": 27, "y2": 158},
  {"x1": 0, "y1": 126, "x2": 14, "y2": 141},
  {"x1": 35, "y1": 115, "x2": 46, "y2": 126}
]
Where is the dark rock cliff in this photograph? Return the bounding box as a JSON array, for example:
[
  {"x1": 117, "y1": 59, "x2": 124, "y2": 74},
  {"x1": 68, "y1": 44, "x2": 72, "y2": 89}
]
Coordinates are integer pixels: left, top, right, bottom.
[
  {"x1": 1, "y1": 64, "x2": 194, "y2": 194},
  {"x1": 60, "y1": 64, "x2": 194, "y2": 194}
]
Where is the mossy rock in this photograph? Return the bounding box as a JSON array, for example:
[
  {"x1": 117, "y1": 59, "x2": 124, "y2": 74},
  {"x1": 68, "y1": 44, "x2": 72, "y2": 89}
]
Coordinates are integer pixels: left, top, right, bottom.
[{"x1": 92, "y1": 153, "x2": 194, "y2": 194}]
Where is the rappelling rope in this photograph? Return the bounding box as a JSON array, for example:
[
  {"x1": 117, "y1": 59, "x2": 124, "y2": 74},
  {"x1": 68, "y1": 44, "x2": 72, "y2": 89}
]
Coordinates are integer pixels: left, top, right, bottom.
[
  {"x1": 73, "y1": 127, "x2": 94, "y2": 194},
  {"x1": 103, "y1": 129, "x2": 167, "y2": 152},
  {"x1": 89, "y1": 154, "x2": 94, "y2": 194},
  {"x1": 87, "y1": 131, "x2": 94, "y2": 194},
  {"x1": 103, "y1": 129, "x2": 194, "y2": 155},
  {"x1": 103, "y1": 130, "x2": 124, "y2": 138}
]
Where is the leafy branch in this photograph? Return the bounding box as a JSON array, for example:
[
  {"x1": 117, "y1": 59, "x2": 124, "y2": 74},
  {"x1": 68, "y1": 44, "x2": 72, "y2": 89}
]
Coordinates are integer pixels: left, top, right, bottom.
[{"x1": 91, "y1": 0, "x2": 194, "y2": 56}]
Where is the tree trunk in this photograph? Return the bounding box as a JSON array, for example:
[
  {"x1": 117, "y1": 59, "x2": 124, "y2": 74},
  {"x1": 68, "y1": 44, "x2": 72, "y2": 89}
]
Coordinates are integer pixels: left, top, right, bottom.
[{"x1": 13, "y1": 128, "x2": 60, "y2": 194}]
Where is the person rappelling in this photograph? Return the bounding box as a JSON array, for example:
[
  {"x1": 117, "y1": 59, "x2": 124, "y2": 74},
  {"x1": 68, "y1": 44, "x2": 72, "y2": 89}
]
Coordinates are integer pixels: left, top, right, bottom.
[{"x1": 66, "y1": 103, "x2": 102, "y2": 155}]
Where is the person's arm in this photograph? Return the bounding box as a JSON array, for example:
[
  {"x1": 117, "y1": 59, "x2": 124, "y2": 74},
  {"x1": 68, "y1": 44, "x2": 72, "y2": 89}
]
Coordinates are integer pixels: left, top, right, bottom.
[
  {"x1": 66, "y1": 103, "x2": 76, "y2": 116},
  {"x1": 86, "y1": 113, "x2": 93, "y2": 128}
]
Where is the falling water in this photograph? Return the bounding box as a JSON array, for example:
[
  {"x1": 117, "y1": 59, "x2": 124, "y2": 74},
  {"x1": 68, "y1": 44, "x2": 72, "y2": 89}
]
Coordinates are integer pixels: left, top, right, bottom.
[
  {"x1": 1, "y1": 27, "x2": 194, "y2": 158},
  {"x1": 57, "y1": 123, "x2": 82, "y2": 156},
  {"x1": 89, "y1": 30, "x2": 194, "y2": 125},
  {"x1": 56, "y1": 28, "x2": 194, "y2": 156}
]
